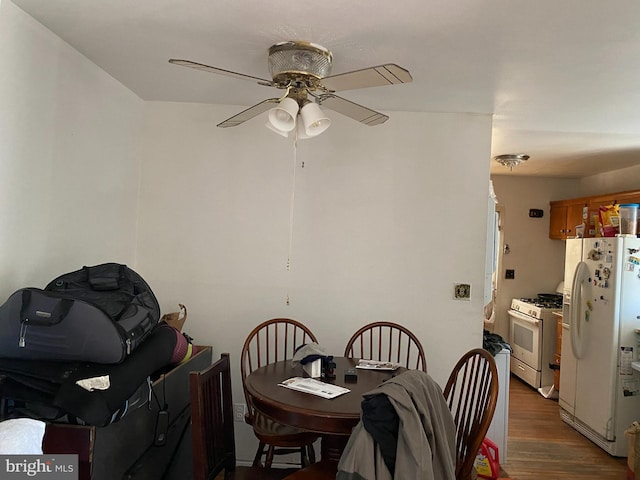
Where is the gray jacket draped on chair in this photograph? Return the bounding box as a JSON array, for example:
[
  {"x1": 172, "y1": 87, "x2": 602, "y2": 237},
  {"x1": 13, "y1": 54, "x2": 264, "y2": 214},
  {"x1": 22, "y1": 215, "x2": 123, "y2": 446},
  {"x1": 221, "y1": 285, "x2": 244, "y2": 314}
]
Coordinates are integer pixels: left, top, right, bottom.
[{"x1": 337, "y1": 369, "x2": 456, "y2": 480}]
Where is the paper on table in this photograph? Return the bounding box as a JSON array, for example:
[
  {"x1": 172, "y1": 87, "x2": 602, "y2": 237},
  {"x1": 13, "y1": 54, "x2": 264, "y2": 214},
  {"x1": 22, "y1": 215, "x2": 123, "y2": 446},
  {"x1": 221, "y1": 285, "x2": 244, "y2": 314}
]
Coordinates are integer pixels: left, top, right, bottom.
[
  {"x1": 278, "y1": 377, "x2": 350, "y2": 399},
  {"x1": 355, "y1": 359, "x2": 401, "y2": 371}
]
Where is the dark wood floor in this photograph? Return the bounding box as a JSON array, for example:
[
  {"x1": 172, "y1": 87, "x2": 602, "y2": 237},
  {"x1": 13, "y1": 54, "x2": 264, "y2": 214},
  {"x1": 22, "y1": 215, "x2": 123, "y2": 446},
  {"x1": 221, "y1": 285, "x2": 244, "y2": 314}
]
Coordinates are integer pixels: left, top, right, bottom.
[{"x1": 503, "y1": 375, "x2": 629, "y2": 480}]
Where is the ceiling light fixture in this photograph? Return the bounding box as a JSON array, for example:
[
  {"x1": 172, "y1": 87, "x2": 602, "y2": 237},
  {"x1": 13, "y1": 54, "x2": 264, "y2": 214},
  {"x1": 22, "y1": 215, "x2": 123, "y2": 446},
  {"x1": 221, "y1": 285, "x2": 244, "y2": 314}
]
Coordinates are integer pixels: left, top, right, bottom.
[
  {"x1": 494, "y1": 153, "x2": 530, "y2": 170},
  {"x1": 266, "y1": 92, "x2": 331, "y2": 139},
  {"x1": 268, "y1": 97, "x2": 299, "y2": 132},
  {"x1": 299, "y1": 100, "x2": 330, "y2": 137},
  {"x1": 170, "y1": 40, "x2": 413, "y2": 132}
]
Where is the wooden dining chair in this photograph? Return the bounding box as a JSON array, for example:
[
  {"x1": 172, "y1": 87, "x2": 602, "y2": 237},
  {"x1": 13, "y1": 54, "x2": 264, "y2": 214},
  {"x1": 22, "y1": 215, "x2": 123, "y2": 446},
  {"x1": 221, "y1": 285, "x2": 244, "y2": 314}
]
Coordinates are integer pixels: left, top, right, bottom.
[
  {"x1": 443, "y1": 348, "x2": 499, "y2": 480},
  {"x1": 343, "y1": 321, "x2": 427, "y2": 371},
  {"x1": 190, "y1": 353, "x2": 297, "y2": 480},
  {"x1": 282, "y1": 461, "x2": 336, "y2": 480},
  {"x1": 240, "y1": 319, "x2": 319, "y2": 469}
]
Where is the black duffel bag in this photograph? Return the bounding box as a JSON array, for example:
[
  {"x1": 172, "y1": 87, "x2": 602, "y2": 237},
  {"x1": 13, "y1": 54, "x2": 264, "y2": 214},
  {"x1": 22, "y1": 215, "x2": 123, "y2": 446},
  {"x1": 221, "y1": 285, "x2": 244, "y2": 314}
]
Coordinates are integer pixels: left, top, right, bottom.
[{"x1": 0, "y1": 263, "x2": 160, "y2": 364}]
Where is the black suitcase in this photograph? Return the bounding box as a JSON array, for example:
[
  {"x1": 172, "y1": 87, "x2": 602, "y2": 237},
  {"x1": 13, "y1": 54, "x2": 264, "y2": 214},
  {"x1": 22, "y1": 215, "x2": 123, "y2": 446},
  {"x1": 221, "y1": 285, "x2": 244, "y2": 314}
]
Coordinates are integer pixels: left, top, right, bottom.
[
  {"x1": 0, "y1": 263, "x2": 160, "y2": 364},
  {"x1": 0, "y1": 324, "x2": 180, "y2": 426}
]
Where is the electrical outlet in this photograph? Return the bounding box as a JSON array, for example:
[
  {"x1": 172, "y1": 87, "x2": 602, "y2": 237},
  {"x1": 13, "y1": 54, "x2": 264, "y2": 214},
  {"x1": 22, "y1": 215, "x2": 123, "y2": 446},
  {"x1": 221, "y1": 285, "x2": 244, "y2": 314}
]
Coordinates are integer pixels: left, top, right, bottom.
[
  {"x1": 233, "y1": 403, "x2": 245, "y2": 422},
  {"x1": 453, "y1": 283, "x2": 471, "y2": 300}
]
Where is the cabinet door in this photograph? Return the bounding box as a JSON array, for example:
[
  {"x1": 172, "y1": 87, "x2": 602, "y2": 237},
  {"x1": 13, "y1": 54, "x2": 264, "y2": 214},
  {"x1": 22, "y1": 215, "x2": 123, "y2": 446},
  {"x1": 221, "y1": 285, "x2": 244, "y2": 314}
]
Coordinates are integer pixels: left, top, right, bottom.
[
  {"x1": 589, "y1": 195, "x2": 616, "y2": 211},
  {"x1": 556, "y1": 316, "x2": 563, "y2": 356},
  {"x1": 566, "y1": 203, "x2": 587, "y2": 238},
  {"x1": 549, "y1": 204, "x2": 568, "y2": 239}
]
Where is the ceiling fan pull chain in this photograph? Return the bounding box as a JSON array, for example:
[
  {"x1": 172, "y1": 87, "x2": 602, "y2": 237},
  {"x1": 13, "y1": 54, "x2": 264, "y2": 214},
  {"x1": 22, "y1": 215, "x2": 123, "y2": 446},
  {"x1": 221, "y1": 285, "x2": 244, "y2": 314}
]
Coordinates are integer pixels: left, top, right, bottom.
[
  {"x1": 285, "y1": 135, "x2": 298, "y2": 305},
  {"x1": 287, "y1": 137, "x2": 297, "y2": 273}
]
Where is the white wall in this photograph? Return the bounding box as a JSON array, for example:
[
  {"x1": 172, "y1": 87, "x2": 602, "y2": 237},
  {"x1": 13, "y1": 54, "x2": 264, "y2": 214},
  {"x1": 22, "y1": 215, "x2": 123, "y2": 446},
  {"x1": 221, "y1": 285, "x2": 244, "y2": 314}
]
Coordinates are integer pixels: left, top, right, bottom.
[
  {"x1": 4, "y1": 0, "x2": 495, "y2": 465},
  {"x1": 489, "y1": 176, "x2": 579, "y2": 338},
  {"x1": 136, "y1": 102, "x2": 493, "y2": 461},
  {"x1": 0, "y1": 1, "x2": 143, "y2": 298},
  {"x1": 578, "y1": 164, "x2": 640, "y2": 195}
]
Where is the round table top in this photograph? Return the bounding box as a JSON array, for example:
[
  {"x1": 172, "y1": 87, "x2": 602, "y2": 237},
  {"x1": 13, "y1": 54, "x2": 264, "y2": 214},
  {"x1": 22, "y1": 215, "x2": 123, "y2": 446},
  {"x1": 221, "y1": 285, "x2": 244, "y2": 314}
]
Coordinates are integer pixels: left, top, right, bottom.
[{"x1": 244, "y1": 357, "x2": 401, "y2": 435}]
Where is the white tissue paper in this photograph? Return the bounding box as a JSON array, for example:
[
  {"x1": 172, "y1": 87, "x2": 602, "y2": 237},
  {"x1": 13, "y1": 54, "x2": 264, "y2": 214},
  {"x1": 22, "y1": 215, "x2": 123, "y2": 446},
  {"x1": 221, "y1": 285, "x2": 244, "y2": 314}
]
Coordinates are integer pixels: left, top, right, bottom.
[
  {"x1": 0, "y1": 418, "x2": 46, "y2": 454},
  {"x1": 76, "y1": 374, "x2": 111, "y2": 391}
]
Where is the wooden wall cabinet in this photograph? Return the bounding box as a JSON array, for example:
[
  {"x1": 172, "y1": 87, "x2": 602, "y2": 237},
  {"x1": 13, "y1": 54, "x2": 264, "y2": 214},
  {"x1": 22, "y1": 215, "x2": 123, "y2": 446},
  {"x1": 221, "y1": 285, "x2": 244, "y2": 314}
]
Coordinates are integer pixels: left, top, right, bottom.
[
  {"x1": 549, "y1": 189, "x2": 640, "y2": 240},
  {"x1": 549, "y1": 201, "x2": 587, "y2": 239},
  {"x1": 549, "y1": 203, "x2": 568, "y2": 239}
]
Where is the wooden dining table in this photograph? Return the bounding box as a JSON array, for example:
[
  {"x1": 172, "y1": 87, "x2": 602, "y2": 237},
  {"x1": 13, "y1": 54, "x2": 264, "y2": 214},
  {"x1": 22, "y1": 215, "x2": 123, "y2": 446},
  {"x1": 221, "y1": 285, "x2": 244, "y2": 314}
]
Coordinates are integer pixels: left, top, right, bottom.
[{"x1": 244, "y1": 356, "x2": 403, "y2": 470}]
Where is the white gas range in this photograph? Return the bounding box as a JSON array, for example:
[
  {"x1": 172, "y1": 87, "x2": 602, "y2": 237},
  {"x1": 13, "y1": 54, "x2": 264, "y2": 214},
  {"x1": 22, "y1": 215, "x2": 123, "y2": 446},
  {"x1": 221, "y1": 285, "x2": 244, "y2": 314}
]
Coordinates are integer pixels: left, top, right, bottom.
[{"x1": 508, "y1": 295, "x2": 562, "y2": 389}]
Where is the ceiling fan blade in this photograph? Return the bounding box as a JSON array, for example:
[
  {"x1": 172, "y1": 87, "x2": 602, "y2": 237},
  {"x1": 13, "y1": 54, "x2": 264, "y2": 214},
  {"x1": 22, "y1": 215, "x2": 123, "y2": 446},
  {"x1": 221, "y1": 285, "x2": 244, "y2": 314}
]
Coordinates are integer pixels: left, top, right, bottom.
[
  {"x1": 217, "y1": 98, "x2": 280, "y2": 128},
  {"x1": 317, "y1": 94, "x2": 388, "y2": 126},
  {"x1": 169, "y1": 59, "x2": 273, "y2": 86},
  {"x1": 321, "y1": 64, "x2": 412, "y2": 92}
]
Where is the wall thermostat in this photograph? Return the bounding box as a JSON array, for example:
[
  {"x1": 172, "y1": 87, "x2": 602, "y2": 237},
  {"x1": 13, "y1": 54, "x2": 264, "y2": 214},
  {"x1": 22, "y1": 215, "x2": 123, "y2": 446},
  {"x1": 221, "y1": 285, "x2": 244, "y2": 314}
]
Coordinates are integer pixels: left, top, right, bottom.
[{"x1": 529, "y1": 209, "x2": 544, "y2": 218}]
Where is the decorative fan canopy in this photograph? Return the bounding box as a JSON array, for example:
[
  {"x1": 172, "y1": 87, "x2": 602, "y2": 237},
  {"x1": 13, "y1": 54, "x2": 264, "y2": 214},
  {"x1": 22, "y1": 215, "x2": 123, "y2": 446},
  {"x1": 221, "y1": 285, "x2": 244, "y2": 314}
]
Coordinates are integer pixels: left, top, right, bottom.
[{"x1": 268, "y1": 41, "x2": 333, "y2": 85}]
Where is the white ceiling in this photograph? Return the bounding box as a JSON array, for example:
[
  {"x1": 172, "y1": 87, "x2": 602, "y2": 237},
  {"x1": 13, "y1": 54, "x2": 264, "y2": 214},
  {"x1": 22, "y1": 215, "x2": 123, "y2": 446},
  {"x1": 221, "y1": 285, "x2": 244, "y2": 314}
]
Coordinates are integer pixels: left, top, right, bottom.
[{"x1": 10, "y1": 0, "x2": 640, "y2": 178}]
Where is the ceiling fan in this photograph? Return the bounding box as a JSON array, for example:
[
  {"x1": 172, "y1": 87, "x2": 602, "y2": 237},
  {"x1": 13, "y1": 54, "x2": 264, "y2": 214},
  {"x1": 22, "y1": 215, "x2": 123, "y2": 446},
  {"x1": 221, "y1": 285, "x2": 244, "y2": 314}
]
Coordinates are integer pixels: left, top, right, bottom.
[{"x1": 169, "y1": 41, "x2": 412, "y2": 137}]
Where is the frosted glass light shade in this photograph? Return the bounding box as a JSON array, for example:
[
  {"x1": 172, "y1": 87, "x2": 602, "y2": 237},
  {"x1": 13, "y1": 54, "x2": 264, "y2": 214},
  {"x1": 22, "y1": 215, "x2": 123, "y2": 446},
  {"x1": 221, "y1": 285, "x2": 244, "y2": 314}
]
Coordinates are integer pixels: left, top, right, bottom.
[
  {"x1": 294, "y1": 119, "x2": 309, "y2": 140},
  {"x1": 300, "y1": 102, "x2": 330, "y2": 137},
  {"x1": 265, "y1": 122, "x2": 289, "y2": 138},
  {"x1": 268, "y1": 97, "x2": 299, "y2": 132}
]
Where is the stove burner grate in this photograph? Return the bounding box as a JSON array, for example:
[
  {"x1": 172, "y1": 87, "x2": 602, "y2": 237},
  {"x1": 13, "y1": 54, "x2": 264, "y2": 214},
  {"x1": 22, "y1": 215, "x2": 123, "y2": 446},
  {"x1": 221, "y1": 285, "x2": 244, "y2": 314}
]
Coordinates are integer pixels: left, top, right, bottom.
[{"x1": 518, "y1": 296, "x2": 563, "y2": 309}]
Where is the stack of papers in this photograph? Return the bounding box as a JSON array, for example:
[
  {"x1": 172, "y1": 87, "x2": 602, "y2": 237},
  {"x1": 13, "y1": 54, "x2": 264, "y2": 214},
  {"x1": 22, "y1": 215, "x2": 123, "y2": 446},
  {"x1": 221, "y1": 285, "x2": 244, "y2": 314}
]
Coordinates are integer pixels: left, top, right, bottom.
[
  {"x1": 278, "y1": 377, "x2": 350, "y2": 399},
  {"x1": 355, "y1": 359, "x2": 401, "y2": 371}
]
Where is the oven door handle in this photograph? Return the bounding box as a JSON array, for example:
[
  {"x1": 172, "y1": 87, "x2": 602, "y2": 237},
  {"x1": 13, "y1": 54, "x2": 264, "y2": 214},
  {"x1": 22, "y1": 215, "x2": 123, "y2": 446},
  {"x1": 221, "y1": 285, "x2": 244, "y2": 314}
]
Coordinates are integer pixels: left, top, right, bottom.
[{"x1": 509, "y1": 309, "x2": 541, "y2": 326}]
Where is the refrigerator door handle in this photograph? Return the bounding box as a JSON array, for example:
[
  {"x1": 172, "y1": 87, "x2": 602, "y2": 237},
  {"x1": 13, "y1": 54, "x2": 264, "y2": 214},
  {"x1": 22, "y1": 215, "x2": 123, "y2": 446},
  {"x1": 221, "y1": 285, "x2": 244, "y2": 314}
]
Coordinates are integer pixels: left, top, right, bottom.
[{"x1": 570, "y1": 261, "x2": 589, "y2": 360}]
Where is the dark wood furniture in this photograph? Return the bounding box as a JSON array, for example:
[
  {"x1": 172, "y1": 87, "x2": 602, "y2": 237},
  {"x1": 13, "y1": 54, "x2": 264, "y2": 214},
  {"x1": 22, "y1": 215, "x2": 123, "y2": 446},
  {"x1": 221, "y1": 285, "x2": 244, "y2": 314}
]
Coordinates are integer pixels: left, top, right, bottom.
[
  {"x1": 42, "y1": 424, "x2": 93, "y2": 480},
  {"x1": 283, "y1": 461, "x2": 336, "y2": 480},
  {"x1": 343, "y1": 321, "x2": 427, "y2": 371},
  {"x1": 244, "y1": 356, "x2": 401, "y2": 476},
  {"x1": 240, "y1": 318, "x2": 319, "y2": 468},
  {"x1": 443, "y1": 348, "x2": 499, "y2": 480},
  {"x1": 189, "y1": 353, "x2": 296, "y2": 480},
  {"x1": 553, "y1": 311, "x2": 563, "y2": 392},
  {"x1": 41, "y1": 346, "x2": 213, "y2": 480}
]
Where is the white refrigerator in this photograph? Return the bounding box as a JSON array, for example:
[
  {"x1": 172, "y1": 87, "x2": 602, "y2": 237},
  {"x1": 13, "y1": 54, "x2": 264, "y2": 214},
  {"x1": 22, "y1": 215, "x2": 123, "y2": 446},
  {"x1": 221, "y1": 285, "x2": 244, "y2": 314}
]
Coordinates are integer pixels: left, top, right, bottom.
[{"x1": 559, "y1": 236, "x2": 640, "y2": 456}]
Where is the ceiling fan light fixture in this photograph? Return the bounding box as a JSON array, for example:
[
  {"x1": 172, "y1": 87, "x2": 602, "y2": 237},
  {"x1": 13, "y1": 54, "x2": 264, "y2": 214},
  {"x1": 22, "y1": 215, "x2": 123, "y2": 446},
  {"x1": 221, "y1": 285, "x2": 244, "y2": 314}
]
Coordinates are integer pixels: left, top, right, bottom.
[
  {"x1": 268, "y1": 97, "x2": 299, "y2": 132},
  {"x1": 295, "y1": 118, "x2": 311, "y2": 140},
  {"x1": 170, "y1": 40, "x2": 412, "y2": 133},
  {"x1": 494, "y1": 153, "x2": 530, "y2": 170},
  {"x1": 265, "y1": 121, "x2": 290, "y2": 138},
  {"x1": 300, "y1": 101, "x2": 331, "y2": 137}
]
